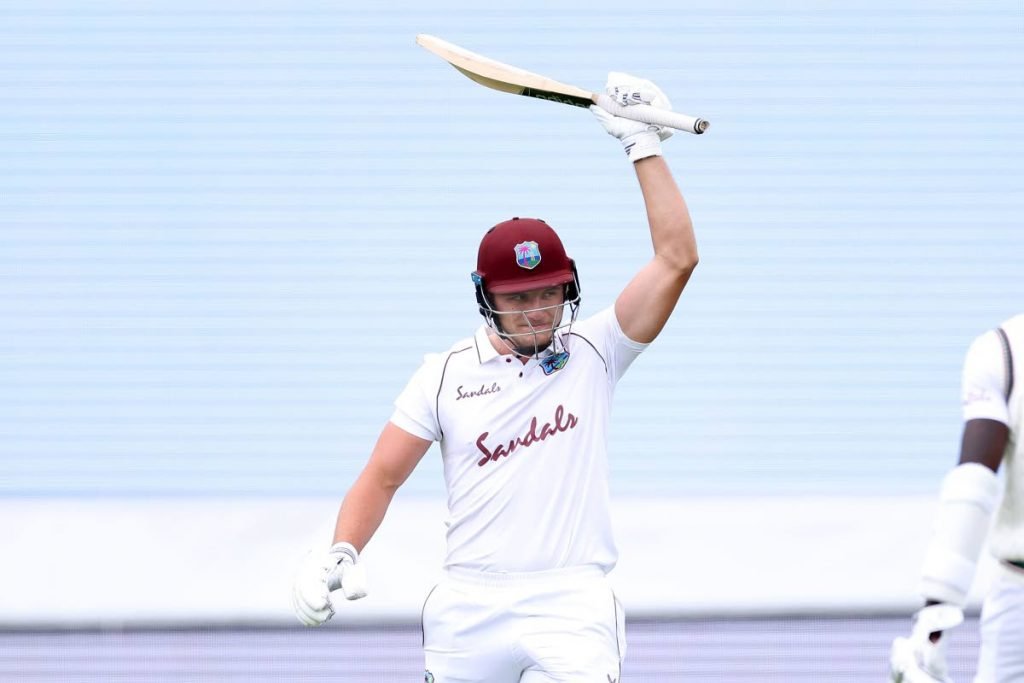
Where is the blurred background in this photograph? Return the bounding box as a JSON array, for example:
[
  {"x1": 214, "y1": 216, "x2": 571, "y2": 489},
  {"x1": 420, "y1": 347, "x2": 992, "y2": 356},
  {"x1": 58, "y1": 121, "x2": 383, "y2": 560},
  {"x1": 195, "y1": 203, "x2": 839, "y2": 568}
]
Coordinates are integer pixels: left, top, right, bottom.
[{"x1": 1, "y1": 0, "x2": 1021, "y2": 680}]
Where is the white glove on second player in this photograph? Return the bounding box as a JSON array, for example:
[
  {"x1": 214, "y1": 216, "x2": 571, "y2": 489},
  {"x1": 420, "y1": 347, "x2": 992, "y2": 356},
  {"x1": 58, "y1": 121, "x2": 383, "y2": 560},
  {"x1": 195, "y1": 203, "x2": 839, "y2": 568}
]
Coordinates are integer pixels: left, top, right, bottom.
[
  {"x1": 889, "y1": 604, "x2": 964, "y2": 683},
  {"x1": 291, "y1": 541, "x2": 368, "y2": 627},
  {"x1": 590, "y1": 71, "x2": 674, "y2": 162}
]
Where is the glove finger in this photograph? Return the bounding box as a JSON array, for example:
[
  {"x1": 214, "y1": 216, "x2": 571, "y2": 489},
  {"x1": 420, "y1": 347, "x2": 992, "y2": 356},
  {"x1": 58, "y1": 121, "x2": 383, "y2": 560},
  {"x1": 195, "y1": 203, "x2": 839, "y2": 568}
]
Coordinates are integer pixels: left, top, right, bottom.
[
  {"x1": 605, "y1": 71, "x2": 645, "y2": 106},
  {"x1": 605, "y1": 71, "x2": 672, "y2": 110},
  {"x1": 294, "y1": 609, "x2": 317, "y2": 627},
  {"x1": 294, "y1": 594, "x2": 333, "y2": 625},
  {"x1": 294, "y1": 603, "x2": 321, "y2": 626},
  {"x1": 636, "y1": 88, "x2": 659, "y2": 104},
  {"x1": 297, "y1": 605, "x2": 332, "y2": 626},
  {"x1": 294, "y1": 572, "x2": 330, "y2": 609},
  {"x1": 610, "y1": 86, "x2": 651, "y2": 107},
  {"x1": 293, "y1": 584, "x2": 324, "y2": 611},
  {"x1": 647, "y1": 84, "x2": 672, "y2": 112},
  {"x1": 589, "y1": 104, "x2": 612, "y2": 120},
  {"x1": 592, "y1": 102, "x2": 655, "y2": 131},
  {"x1": 292, "y1": 589, "x2": 330, "y2": 626}
]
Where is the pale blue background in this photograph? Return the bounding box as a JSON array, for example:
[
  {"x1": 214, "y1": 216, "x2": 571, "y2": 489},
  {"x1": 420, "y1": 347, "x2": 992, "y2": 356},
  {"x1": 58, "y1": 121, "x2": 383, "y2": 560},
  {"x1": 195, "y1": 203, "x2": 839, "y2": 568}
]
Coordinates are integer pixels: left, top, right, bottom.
[{"x1": 2, "y1": 0, "x2": 1022, "y2": 497}]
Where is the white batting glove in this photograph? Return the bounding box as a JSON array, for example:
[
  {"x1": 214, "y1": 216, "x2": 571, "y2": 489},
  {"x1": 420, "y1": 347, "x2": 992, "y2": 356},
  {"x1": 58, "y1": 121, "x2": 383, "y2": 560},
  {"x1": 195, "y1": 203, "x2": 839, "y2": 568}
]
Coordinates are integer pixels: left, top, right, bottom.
[
  {"x1": 291, "y1": 541, "x2": 368, "y2": 627},
  {"x1": 590, "y1": 71, "x2": 674, "y2": 162},
  {"x1": 889, "y1": 604, "x2": 964, "y2": 683}
]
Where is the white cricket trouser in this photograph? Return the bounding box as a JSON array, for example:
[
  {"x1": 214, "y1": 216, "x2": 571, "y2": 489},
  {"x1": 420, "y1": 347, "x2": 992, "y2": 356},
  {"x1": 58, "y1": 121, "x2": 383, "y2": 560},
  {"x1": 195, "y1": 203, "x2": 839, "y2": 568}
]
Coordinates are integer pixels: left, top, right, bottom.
[
  {"x1": 421, "y1": 565, "x2": 626, "y2": 683},
  {"x1": 974, "y1": 563, "x2": 1024, "y2": 683}
]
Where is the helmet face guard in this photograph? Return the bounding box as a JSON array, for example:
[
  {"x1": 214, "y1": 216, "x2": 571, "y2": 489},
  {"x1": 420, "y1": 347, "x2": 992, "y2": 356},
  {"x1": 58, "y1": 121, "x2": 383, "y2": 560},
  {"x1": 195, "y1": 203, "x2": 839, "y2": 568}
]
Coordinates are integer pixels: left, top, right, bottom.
[{"x1": 471, "y1": 217, "x2": 582, "y2": 356}]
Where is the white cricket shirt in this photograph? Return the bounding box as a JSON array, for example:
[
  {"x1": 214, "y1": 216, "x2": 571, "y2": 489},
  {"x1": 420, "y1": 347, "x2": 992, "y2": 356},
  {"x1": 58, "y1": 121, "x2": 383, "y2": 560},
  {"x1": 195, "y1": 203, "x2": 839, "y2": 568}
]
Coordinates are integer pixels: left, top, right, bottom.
[
  {"x1": 961, "y1": 313, "x2": 1023, "y2": 561},
  {"x1": 390, "y1": 306, "x2": 647, "y2": 573}
]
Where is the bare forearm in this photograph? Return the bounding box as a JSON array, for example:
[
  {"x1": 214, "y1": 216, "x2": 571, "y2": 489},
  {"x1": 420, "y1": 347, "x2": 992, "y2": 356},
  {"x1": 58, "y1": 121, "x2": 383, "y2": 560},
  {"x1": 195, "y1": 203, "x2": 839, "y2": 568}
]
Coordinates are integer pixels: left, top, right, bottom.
[
  {"x1": 332, "y1": 473, "x2": 398, "y2": 553},
  {"x1": 634, "y1": 156, "x2": 698, "y2": 273},
  {"x1": 331, "y1": 422, "x2": 432, "y2": 553}
]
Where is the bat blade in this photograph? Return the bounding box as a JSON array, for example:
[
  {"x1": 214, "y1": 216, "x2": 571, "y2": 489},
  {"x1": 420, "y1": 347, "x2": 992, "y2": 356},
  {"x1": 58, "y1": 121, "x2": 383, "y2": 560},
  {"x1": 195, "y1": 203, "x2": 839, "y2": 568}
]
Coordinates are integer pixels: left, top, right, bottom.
[
  {"x1": 415, "y1": 34, "x2": 709, "y2": 134},
  {"x1": 416, "y1": 34, "x2": 594, "y2": 108}
]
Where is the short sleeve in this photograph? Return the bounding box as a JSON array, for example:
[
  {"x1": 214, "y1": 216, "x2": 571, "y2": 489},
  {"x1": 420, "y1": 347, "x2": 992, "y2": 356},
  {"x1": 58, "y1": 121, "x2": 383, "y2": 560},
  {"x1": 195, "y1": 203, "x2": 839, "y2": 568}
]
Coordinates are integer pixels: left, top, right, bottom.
[
  {"x1": 570, "y1": 306, "x2": 649, "y2": 385},
  {"x1": 961, "y1": 330, "x2": 1011, "y2": 425},
  {"x1": 390, "y1": 354, "x2": 443, "y2": 442}
]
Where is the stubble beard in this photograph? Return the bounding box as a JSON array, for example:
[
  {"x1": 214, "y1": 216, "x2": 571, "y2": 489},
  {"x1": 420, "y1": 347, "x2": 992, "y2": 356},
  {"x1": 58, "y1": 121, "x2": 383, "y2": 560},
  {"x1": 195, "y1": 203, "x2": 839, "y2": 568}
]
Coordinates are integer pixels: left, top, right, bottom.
[
  {"x1": 493, "y1": 305, "x2": 565, "y2": 358},
  {"x1": 497, "y1": 321, "x2": 557, "y2": 358}
]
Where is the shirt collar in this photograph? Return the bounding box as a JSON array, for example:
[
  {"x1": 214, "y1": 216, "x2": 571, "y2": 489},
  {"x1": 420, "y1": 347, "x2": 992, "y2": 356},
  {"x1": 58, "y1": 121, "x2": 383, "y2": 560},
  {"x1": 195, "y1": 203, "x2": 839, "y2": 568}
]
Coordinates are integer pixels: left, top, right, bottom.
[{"x1": 473, "y1": 325, "x2": 501, "y2": 364}]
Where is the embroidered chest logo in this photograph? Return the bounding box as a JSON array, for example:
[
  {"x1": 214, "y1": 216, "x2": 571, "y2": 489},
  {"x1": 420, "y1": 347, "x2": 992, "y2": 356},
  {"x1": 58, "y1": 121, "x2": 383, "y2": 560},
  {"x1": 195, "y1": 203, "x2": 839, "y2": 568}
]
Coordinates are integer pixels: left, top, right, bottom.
[
  {"x1": 539, "y1": 351, "x2": 570, "y2": 375},
  {"x1": 456, "y1": 382, "x2": 501, "y2": 400},
  {"x1": 475, "y1": 404, "x2": 579, "y2": 466}
]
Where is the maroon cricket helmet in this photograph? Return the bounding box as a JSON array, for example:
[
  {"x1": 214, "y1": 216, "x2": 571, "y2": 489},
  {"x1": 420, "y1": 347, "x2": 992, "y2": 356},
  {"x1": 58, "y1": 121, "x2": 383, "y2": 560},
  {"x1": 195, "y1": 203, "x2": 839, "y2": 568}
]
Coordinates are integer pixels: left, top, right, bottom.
[{"x1": 473, "y1": 217, "x2": 577, "y2": 294}]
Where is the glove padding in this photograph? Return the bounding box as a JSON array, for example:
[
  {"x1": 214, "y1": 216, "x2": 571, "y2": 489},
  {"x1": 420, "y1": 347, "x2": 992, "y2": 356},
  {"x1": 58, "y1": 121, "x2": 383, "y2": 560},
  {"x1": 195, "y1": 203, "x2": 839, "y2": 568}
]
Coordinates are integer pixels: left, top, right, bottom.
[
  {"x1": 291, "y1": 541, "x2": 368, "y2": 627},
  {"x1": 889, "y1": 604, "x2": 964, "y2": 683},
  {"x1": 590, "y1": 71, "x2": 674, "y2": 162}
]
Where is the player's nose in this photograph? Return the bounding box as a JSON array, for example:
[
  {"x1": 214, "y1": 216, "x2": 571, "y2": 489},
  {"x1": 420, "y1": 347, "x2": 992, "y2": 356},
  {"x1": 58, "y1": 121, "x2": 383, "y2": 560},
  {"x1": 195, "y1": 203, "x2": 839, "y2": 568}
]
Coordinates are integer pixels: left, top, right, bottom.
[{"x1": 525, "y1": 310, "x2": 551, "y2": 325}]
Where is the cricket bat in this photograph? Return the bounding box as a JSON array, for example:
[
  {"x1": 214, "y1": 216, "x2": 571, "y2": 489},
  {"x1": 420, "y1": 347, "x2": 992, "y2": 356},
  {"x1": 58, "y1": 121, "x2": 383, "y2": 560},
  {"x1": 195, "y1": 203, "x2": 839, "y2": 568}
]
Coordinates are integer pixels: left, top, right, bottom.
[{"x1": 416, "y1": 34, "x2": 709, "y2": 135}]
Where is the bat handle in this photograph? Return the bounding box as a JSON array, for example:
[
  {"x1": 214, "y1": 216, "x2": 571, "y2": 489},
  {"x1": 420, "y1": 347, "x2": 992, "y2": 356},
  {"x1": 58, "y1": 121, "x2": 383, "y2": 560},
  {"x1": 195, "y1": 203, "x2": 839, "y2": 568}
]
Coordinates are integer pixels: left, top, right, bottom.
[{"x1": 595, "y1": 93, "x2": 709, "y2": 135}]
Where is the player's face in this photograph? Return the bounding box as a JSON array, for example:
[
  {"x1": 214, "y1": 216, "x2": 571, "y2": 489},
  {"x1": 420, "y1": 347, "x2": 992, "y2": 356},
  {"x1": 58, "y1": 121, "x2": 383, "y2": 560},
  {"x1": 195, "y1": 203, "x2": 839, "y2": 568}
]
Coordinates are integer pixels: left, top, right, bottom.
[{"x1": 490, "y1": 285, "x2": 566, "y2": 353}]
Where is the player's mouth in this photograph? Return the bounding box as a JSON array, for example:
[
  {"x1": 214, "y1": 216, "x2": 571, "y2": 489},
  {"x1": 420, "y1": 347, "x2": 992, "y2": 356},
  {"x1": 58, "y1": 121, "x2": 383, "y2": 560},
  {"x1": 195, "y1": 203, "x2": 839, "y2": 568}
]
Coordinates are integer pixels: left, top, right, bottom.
[{"x1": 513, "y1": 324, "x2": 552, "y2": 335}]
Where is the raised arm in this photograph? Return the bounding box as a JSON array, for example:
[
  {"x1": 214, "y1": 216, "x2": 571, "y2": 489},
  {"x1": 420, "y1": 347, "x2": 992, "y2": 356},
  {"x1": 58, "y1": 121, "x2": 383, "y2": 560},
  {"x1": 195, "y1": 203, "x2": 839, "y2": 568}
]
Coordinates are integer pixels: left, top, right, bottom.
[
  {"x1": 614, "y1": 156, "x2": 697, "y2": 343},
  {"x1": 590, "y1": 73, "x2": 698, "y2": 344}
]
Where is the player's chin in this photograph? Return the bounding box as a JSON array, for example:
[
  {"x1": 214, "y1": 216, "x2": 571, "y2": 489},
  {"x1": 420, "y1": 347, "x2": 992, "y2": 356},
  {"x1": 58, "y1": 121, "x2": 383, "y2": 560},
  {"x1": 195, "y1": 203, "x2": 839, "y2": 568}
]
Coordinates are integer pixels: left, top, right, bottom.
[
  {"x1": 510, "y1": 333, "x2": 553, "y2": 354},
  {"x1": 511, "y1": 327, "x2": 553, "y2": 341}
]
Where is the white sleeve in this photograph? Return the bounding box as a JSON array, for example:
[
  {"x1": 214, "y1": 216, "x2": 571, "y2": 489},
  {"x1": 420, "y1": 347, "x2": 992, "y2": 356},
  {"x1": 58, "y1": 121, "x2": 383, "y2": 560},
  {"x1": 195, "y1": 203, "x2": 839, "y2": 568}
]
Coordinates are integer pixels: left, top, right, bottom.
[
  {"x1": 389, "y1": 354, "x2": 442, "y2": 442},
  {"x1": 961, "y1": 330, "x2": 1011, "y2": 425},
  {"x1": 571, "y1": 306, "x2": 649, "y2": 385}
]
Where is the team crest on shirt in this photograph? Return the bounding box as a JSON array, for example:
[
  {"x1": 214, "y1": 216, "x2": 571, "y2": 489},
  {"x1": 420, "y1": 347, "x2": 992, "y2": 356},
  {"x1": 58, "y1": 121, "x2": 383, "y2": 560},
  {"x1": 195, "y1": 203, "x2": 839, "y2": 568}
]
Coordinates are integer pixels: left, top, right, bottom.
[
  {"x1": 540, "y1": 351, "x2": 570, "y2": 375},
  {"x1": 514, "y1": 241, "x2": 541, "y2": 269}
]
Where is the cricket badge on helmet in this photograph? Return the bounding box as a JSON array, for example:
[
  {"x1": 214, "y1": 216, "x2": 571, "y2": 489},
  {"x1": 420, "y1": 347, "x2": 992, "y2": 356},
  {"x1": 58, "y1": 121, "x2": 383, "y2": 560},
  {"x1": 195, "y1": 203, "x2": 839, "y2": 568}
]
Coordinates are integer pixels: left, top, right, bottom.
[{"x1": 514, "y1": 241, "x2": 541, "y2": 270}]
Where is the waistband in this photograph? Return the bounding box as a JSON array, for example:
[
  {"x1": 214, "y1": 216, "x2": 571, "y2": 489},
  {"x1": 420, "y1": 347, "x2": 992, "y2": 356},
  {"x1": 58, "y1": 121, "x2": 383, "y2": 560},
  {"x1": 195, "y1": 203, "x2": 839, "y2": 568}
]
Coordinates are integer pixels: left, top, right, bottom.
[{"x1": 444, "y1": 564, "x2": 605, "y2": 588}]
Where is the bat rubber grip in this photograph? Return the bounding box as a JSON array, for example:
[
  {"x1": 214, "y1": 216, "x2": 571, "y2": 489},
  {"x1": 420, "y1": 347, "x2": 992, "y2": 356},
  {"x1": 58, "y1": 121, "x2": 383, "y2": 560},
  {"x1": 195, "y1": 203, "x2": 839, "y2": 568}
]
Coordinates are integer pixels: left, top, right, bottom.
[{"x1": 595, "y1": 93, "x2": 708, "y2": 135}]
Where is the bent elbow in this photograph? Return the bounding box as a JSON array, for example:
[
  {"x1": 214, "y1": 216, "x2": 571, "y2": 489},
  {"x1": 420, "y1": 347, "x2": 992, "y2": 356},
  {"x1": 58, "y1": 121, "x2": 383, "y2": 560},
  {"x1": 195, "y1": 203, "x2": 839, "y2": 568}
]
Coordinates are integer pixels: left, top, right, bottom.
[
  {"x1": 654, "y1": 249, "x2": 698, "y2": 279},
  {"x1": 673, "y1": 250, "x2": 699, "y2": 276}
]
